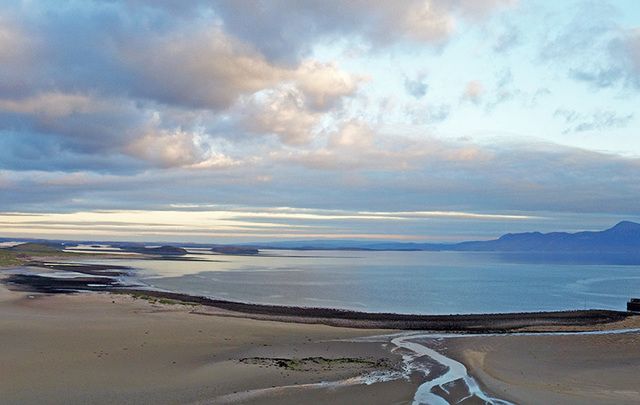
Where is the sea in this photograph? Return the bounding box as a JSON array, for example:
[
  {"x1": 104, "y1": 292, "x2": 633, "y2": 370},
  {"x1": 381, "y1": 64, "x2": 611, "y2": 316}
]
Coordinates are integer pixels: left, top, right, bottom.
[{"x1": 68, "y1": 248, "x2": 640, "y2": 315}]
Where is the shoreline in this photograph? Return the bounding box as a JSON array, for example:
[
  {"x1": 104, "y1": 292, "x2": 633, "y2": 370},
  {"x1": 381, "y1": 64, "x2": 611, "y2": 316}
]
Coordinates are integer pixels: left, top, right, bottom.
[
  {"x1": 0, "y1": 285, "x2": 419, "y2": 404},
  {"x1": 2, "y1": 261, "x2": 640, "y2": 404},
  {"x1": 120, "y1": 288, "x2": 633, "y2": 332},
  {"x1": 3, "y1": 265, "x2": 635, "y2": 332}
]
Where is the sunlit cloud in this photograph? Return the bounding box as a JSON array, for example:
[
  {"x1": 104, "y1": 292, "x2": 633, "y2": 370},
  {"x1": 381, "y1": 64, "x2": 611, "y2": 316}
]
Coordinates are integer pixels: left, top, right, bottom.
[{"x1": 0, "y1": 206, "x2": 539, "y2": 243}]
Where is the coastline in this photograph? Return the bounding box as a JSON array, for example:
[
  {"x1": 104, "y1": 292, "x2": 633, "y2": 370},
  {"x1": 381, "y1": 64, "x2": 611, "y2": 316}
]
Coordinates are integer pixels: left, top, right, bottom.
[
  {"x1": 116, "y1": 288, "x2": 635, "y2": 332},
  {"x1": 0, "y1": 283, "x2": 419, "y2": 404},
  {"x1": 2, "y1": 257, "x2": 640, "y2": 404},
  {"x1": 2, "y1": 281, "x2": 639, "y2": 404},
  {"x1": 3, "y1": 260, "x2": 635, "y2": 333}
]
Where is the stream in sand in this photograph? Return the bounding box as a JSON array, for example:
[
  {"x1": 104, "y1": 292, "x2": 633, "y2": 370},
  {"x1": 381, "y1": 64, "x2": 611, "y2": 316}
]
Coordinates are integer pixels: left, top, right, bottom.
[
  {"x1": 354, "y1": 328, "x2": 640, "y2": 405},
  {"x1": 219, "y1": 328, "x2": 640, "y2": 405},
  {"x1": 389, "y1": 334, "x2": 514, "y2": 405},
  {"x1": 211, "y1": 331, "x2": 514, "y2": 404}
]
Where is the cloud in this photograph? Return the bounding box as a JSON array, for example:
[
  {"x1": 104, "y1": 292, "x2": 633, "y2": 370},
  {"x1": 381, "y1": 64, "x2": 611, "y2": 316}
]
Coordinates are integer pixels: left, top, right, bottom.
[
  {"x1": 120, "y1": 28, "x2": 362, "y2": 111},
  {"x1": 0, "y1": 0, "x2": 508, "y2": 179},
  {"x1": 492, "y1": 21, "x2": 520, "y2": 53},
  {"x1": 405, "y1": 103, "x2": 451, "y2": 125},
  {"x1": 0, "y1": 16, "x2": 31, "y2": 64},
  {"x1": 4, "y1": 136, "x2": 640, "y2": 220},
  {"x1": 328, "y1": 121, "x2": 374, "y2": 149},
  {"x1": 275, "y1": 121, "x2": 492, "y2": 171},
  {"x1": 602, "y1": 28, "x2": 640, "y2": 89},
  {"x1": 404, "y1": 74, "x2": 429, "y2": 99},
  {"x1": 539, "y1": 3, "x2": 640, "y2": 91},
  {"x1": 294, "y1": 61, "x2": 362, "y2": 111},
  {"x1": 234, "y1": 62, "x2": 362, "y2": 145},
  {"x1": 462, "y1": 80, "x2": 485, "y2": 104},
  {"x1": 239, "y1": 87, "x2": 323, "y2": 145},
  {"x1": 554, "y1": 109, "x2": 634, "y2": 133},
  {"x1": 0, "y1": 92, "x2": 240, "y2": 171},
  {"x1": 0, "y1": 92, "x2": 106, "y2": 118},
  {"x1": 2, "y1": 0, "x2": 640, "y2": 241},
  {"x1": 0, "y1": 4, "x2": 364, "y2": 171},
  {"x1": 0, "y1": 206, "x2": 535, "y2": 240},
  {"x1": 120, "y1": 27, "x2": 285, "y2": 110},
  {"x1": 124, "y1": 128, "x2": 233, "y2": 169},
  {"x1": 211, "y1": 0, "x2": 513, "y2": 61}
]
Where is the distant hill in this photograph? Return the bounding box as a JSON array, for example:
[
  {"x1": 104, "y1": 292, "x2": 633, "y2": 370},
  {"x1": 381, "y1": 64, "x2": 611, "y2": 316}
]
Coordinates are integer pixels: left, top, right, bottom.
[
  {"x1": 10, "y1": 242, "x2": 65, "y2": 254},
  {"x1": 0, "y1": 242, "x2": 69, "y2": 267},
  {"x1": 245, "y1": 239, "x2": 445, "y2": 251},
  {"x1": 248, "y1": 221, "x2": 640, "y2": 253},
  {"x1": 210, "y1": 245, "x2": 259, "y2": 255},
  {"x1": 122, "y1": 245, "x2": 188, "y2": 256},
  {"x1": 453, "y1": 221, "x2": 640, "y2": 253}
]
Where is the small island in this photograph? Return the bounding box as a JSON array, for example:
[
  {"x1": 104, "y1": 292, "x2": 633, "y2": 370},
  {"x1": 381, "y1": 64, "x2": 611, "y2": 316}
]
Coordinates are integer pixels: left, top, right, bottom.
[
  {"x1": 123, "y1": 245, "x2": 188, "y2": 256},
  {"x1": 210, "y1": 245, "x2": 259, "y2": 255}
]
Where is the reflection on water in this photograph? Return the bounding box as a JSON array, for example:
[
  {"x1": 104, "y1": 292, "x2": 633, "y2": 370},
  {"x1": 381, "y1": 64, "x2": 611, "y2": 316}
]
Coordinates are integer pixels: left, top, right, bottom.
[{"x1": 77, "y1": 250, "x2": 640, "y2": 314}]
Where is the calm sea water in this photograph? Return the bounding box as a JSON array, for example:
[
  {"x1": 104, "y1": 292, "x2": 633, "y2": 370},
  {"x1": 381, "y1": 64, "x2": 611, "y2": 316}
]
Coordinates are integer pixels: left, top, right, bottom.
[{"x1": 79, "y1": 249, "x2": 640, "y2": 314}]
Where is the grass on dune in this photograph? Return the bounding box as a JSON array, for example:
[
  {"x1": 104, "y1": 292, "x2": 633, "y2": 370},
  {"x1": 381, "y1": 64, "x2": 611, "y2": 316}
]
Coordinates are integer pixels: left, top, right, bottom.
[
  {"x1": 0, "y1": 250, "x2": 22, "y2": 266},
  {"x1": 0, "y1": 243, "x2": 81, "y2": 267}
]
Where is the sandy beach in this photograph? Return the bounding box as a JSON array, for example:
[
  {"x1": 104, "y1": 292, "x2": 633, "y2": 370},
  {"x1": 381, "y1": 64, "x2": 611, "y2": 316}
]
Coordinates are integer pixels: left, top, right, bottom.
[
  {"x1": 0, "y1": 282, "x2": 418, "y2": 405},
  {"x1": 445, "y1": 331, "x2": 640, "y2": 404},
  {"x1": 2, "y1": 264, "x2": 640, "y2": 404}
]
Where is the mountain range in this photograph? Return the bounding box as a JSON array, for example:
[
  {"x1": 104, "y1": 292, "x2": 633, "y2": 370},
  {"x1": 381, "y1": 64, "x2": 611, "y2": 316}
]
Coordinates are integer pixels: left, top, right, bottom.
[{"x1": 247, "y1": 221, "x2": 640, "y2": 253}]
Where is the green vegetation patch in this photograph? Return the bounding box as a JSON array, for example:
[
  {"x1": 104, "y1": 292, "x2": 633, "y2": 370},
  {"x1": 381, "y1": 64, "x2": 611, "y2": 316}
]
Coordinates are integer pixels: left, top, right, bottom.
[
  {"x1": 10, "y1": 243, "x2": 64, "y2": 254},
  {"x1": 0, "y1": 243, "x2": 83, "y2": 267},
  {"x1": 124, "y1": 291, "x2": 198, "y2": 306},
  {"x1": 0, "y1": 250, "x2": 21, "y2": 266}
]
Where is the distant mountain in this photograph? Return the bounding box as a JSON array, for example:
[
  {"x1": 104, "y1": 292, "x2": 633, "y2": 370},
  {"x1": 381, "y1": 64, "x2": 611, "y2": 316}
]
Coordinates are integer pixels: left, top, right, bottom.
[
  {"x1": 249, "y1": 221, "x2": 640, "y2": 253},
  {"x1": 453, "y1": 221, "x2": 640, "y2": 252},
  {"x1": 244, "y1": 239, "x2": 447, "y2": 251}
]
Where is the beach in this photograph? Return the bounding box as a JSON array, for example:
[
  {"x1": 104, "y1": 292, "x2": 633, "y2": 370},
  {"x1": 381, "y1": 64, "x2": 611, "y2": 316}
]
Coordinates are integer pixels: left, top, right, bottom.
[
  {"x1": 1, "y1": 273, "x2": 640, "y2": 404},
  {"x1": 2, "y1": 253, "x2": 640, "y2": 404},
  {"x1": 0, "y1": 283, "x2": 418, "y2": 404},
  {"x1": 445, "y1": 332, "x2": 640, "y2": 404}
]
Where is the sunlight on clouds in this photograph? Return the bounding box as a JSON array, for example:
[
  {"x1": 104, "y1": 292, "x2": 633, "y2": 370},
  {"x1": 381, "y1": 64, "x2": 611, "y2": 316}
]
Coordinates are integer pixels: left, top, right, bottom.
[
  {"x1": 0, "y1": 92, "x2": 104, "y2": 118},
  {"x1": 0, "y1": 206, "x2": 536, "y2": 242},
  {"x1": 359, "y1": 210, "x2": 538, "y2": 220}
]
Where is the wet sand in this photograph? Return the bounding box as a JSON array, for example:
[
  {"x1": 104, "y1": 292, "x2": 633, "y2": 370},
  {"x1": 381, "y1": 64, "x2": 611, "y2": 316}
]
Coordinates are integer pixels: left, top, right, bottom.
[
  {"x1": 444, "y1": 331, "x2": 640, "y2": 404},
  {"x1": 0, "y1": 283, "x2": 419, "y2": 404}
]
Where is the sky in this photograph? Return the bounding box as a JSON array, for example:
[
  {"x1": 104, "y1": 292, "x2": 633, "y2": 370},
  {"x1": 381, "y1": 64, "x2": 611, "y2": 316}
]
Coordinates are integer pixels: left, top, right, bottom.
[{"x1": 1, "y1": 0, "x2": 640, "y2": 243}]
